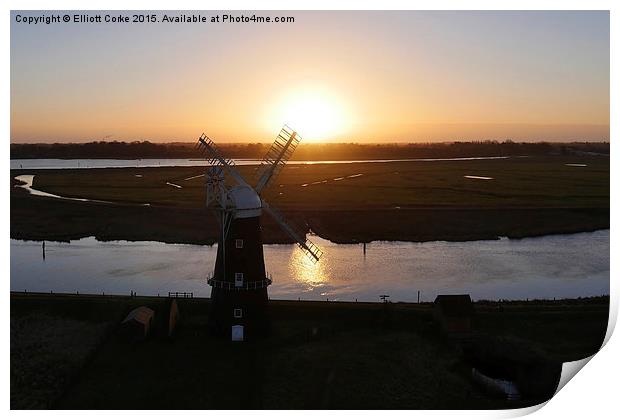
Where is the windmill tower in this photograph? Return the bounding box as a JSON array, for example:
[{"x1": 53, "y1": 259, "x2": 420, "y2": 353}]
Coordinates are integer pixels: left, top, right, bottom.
[{"x1": 196, "y1": 125, "x2": 323, "y2": 340}]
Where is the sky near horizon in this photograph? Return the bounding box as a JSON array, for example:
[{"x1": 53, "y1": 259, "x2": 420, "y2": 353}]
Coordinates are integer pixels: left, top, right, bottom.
[{"x1": 11, "y1": 10, "x2": 609, "y2": 143}]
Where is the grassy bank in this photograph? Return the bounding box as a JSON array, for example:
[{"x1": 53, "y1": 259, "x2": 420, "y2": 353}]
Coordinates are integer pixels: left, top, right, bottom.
[
  {"x1": 10, "y1": 293, "x2": 609, "y2": 409},
  {"x1": 10, "y1": 156, "x2": 609, "y2": 244}
]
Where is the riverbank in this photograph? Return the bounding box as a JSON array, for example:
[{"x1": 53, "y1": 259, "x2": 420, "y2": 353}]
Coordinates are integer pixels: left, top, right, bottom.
[
  {"x1": 10, "y1": 156, "x2": 609, "y2": 244},
  {"x1": 10, "y1": 293, "x2": 609, "y2": 409}
]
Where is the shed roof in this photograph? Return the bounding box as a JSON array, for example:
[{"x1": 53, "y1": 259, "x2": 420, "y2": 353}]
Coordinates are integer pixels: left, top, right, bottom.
[
  {"x1": 434, "y1": 294, "x2": 473, "y2": 316},
  {"x1": 123, "y1": 306, "x2": 155, "y2": 325}
]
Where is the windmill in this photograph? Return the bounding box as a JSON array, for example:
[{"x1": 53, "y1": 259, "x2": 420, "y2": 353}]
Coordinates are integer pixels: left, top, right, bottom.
[{"x1": 196, "y1": 125, "x2": 323, "y2": 340}]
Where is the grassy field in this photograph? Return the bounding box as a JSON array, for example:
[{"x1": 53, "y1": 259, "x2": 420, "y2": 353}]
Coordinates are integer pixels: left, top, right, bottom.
[
  {"x1": 10, "y1": 293, "x2": 608, "y2": 409},
  {"x1": 10, "y1": 156, "x2": 609, "y2": 244},
  {"x1": 16, "y1": 156, "x2": 610, "y2": 209}
]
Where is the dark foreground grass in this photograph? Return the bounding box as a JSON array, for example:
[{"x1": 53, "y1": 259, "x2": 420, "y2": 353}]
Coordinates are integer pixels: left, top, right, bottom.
[
  {"x1": 10, "y1": 293, "x2": 609, "y2": 409},
  {"x1": 10, "y1": 156, "x2": 609, "y2": 244}
]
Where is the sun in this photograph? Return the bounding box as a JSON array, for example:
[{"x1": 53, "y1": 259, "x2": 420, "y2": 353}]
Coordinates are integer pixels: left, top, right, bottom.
[{"x1": 266, "y1": 87, "x2": 349, "y2": 141}]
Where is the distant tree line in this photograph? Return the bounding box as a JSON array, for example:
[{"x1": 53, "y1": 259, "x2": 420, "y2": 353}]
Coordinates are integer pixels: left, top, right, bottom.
[{"x1": 10, "y1": 140, "x2": 609, "y2": 160}]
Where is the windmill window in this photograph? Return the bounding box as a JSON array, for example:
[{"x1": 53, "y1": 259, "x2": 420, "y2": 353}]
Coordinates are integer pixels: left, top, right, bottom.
[
  {"x1": 234, "y1": 308, "x2": 243, "y2": 318},
  {"x1": 235, "y1": 239, "x2": 244, "y2": 249},
  {"x1": 235, "y1": 272, "x2": 244, "y2": 287}
]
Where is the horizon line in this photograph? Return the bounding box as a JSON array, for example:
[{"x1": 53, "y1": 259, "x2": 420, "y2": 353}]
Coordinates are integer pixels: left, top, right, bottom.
[{"x1": 10, "y1": 139, "x2": 611, "y2": 146}]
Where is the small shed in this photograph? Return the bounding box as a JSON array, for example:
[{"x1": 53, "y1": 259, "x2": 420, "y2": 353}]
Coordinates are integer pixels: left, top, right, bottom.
[
  {"x1": 433, "y1": 294, "x2": 474, "y2": 334},
  {"x1": 121, "y1": 306, "x2": 155, "y2": 340}
]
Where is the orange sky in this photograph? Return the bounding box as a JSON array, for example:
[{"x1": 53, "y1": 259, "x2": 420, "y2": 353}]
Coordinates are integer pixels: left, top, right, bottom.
[{"x1": 11, "y1": 11, "x2": 609, "y2": 143}]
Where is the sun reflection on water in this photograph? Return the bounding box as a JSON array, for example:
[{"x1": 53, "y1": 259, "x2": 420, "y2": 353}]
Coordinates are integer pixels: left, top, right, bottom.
[{"x1": 288, "y1": 245, "x2": 331, "y2": 291}]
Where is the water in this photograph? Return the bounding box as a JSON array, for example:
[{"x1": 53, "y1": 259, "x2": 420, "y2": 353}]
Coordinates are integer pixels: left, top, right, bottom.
[
  {"x1": 10, "y1": 156, "x2": 510, "y2": 170},
  {"x1": 14, "y1": 174, "x2": 149, "y2": 206},
  {"x1": 464, "y1": 175, "x2": 494, "y2": 180},
  {"x1": 14, "y1": 175, "x2": 62, "y2": 199},
  {"x1": 10, "y1": 230, "x2": 609, "y2": 302}
]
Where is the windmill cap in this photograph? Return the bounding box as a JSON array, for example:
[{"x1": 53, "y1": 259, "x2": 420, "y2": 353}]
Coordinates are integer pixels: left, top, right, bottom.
[{"x1": 229, "y1": 185, "x2": 262, "y2": 218}]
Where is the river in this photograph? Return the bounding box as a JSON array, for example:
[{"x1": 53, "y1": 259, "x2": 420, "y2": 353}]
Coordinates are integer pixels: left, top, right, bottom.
[{"x1": 10, "y1": 230, "x2": 609, "y2": 302}]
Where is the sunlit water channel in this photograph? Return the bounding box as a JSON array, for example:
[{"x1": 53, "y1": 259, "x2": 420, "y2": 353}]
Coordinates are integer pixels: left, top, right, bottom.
[{"x1": 10, "y1": 230, "x2": 609, "y2": 302}]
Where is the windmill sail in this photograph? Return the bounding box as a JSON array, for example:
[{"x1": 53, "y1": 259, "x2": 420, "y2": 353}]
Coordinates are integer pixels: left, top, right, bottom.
[
  {"x1": 261, "y1": 200, "x2": 323, "y2": 263},
  {"x1": 206, "y1": 166, "x2": 227, "y2": 208},
  {"x1": 255, "y1": 125, "x2": 301, "y2": 194},
  {"x1": 196, "y1": 133, "x2": 250, "y2": 187}
]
